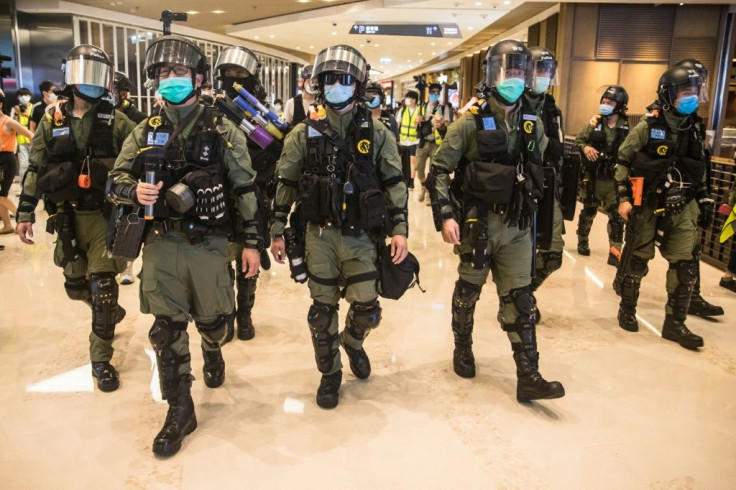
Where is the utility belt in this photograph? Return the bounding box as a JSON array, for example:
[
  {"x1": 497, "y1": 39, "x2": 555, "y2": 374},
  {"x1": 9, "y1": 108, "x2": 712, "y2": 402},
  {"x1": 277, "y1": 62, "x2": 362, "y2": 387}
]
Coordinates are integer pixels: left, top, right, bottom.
[{"x1": 150, "y1": 218, "x2": 230, "y2": 243}]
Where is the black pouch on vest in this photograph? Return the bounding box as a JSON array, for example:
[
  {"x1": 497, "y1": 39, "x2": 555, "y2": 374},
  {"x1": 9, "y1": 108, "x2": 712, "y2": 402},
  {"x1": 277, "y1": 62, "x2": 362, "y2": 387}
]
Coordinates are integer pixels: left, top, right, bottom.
[
  {"x1": 463, "y1": 161, "x2": 516, "y2": 204},
  {"x1": 358, "y1": 189, "x2": 386, "y2": 230},
  {"x1": 106, "y1": 204, "x2": 146, "y2": 260},
  {"x1": 378, "y1": 245, "x2": 423, "y2": 300},
  {"x1": 185, "y1": 165, "x2": 229, "y2": 226},
  {"x1": 476, "y1": 129, "x2": 511, "y2": 164},
  {"x1": 89, "y1": 157, "x2": 117, "y2": 191},
  {"x1": 631, "y1": 153, "x2": 670, "y2": 188},
  {"x1": 37, "y1": 160, "x2": 81, "y2": 203},
  {"x1": 298, "y1": 174, "x2": 322, "y2": 223}
]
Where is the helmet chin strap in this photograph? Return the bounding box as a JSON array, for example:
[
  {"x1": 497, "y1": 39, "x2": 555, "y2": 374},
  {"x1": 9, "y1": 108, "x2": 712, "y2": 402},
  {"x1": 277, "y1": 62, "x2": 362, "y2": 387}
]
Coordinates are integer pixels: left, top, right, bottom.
[{"x1": 330, "y1": 99, "x2": 356, "y2": 115}]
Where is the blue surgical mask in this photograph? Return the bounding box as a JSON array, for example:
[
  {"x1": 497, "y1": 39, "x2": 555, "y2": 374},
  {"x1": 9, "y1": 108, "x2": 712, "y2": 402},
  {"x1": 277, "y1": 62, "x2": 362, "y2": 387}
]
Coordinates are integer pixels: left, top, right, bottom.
[
  {"x1": 534, "y1": 76, "x2": 551, "y2": 94},
  {"x1": 78, "y1": 84, "x2": 107, "y2": 99},
  {"x1": 675, "y1": 95, "x2": 699, "y2": 115},
  {"x1": 428, "y1": 93, "x2": 440, "y2": 103},
  {"x1": 324, "y1": 82, "x2": 355, "y2": 105},
  {"x1": 366, "y1": 94, "x2": 381, "y2": 109},
  {"x1": 158, "y1": 77, "x2": 194, "y2": 104},
  {"x1": 497, "y1": 78, "x2": 525, "y2": 104},
  {"x1": 599, "y1": 104, "x2": 614, "y2": 116}
]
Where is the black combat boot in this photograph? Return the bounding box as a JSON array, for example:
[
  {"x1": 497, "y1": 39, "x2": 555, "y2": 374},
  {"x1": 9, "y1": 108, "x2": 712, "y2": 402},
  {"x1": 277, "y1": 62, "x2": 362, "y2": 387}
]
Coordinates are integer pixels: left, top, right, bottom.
[
  {"x1": 153, "y1": 380, "x2": 197, "y2": 457},
  {"x1": 687, "y1": 264, "x2": 723, "y2": 317},
  {"x1": 577, "y1": 240, "x2": 590, "y2": 256},
  {"x1": 235, "y1": 264, "x2": 257, "y2": 341},
  {"x1": 340, "y1": 301, "x2": 381, "y2": 380},
  {"x1": 91, "y1": 361, "x2": 120, "y2": 392},
  {"x1": 201, "y1": 343, "x2": 225, "y2": 388},
  {"x1": 512, "y1": 344, "x2": 565, "y2": 402},
  {"x1": 451, "y1": 280, "x2": 481, "y2": 378},
  {"x1": 223, "y1": 312, "x2": 235, "y2": 344},
  {"x1": 316, "y1": 370, "x2": 342, "y2": 409},
  {"x1": 662, "y1": 314, "x2": 704, "y2": 350},
  {"x1": 616, "y1": 256, "x2": 648, "y2": 332}
]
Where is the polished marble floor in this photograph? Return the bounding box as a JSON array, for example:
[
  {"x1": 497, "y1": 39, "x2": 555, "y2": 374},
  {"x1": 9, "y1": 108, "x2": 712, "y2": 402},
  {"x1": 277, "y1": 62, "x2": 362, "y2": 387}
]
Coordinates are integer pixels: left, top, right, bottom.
[{"x1": 1, "y1": 187, "x2": 735, "y2": 489}]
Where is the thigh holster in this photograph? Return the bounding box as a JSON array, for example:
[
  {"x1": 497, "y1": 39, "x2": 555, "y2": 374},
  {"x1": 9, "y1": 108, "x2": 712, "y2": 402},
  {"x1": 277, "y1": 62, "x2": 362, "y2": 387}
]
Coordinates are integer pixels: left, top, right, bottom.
[
  {"x1": 89, "y1": 273, "x2": 120, "y2": 341},
  {"x1": 307, "y1": 301, "x2": 339, "y2": 374}
]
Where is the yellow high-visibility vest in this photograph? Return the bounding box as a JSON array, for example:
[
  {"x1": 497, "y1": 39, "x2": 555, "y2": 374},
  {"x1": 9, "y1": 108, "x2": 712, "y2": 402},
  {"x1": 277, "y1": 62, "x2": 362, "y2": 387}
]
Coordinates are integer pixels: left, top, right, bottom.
[
  {"x1": 399, "y1": 106, "x2": 420, "y2": 143},
  {"x1": 13, "y1": 105, "x2": 33, "y2": 145}
]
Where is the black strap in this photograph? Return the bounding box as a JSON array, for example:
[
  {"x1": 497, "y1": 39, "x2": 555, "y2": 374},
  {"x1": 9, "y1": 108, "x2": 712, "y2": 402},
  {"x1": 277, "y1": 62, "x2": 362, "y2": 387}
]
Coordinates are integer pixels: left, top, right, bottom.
[
  {"x1": 234, "y1": 184, "x2": 257, "y2": 196},
  {"x1": 344, "y1": 270, "x2": 378, "y2": 286},
  {"x1": 308, "y1": 272, "x2": 340, "y2": 286},
  {"x1": 163, "y1": 106, "x2": 202, "y2": 151},
  {"x1": 382, "y1": 175, "x2": 404, "y2": 187},
  {"x1": 293, "y1": 94, "x2": 306, "y2": 123}
]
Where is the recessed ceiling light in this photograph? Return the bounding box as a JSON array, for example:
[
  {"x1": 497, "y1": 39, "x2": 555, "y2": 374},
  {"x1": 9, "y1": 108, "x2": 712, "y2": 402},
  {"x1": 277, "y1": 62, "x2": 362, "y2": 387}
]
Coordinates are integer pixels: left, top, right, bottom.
[
  {"x1": 309, "y1": 45, "x2": 314, "y2": 49},
  {"x1": 418, "y1": 52, "x2": 422, "y2": 55},
  {"x1": 468, "y1": 26, "x2": 474, "y2": 30},
  {"x1": 503, "y1": 0, "x2": 510, "y2": 4},
  {"x1": 360, "y1": 43, "x2": 364, "y2": 47},
  {"x1": 212, "y1": 9, "x2": 226, "y2": 14},
  {"x1": 254, "y1": 35, "x2": 260, "y2": 39},
  {"x1": 269, "y1": 34, "x2": 275, "y2": 38},
  {"x1": 475, "y1": 1, "x2": 482, "y2": 5},
  {"x1": 296, "y1": 46, "x2": 301, "y2": 49},
  {"x1": 375, "y1": 43, "x2": 379, "y2": 47},
  {"x1": 431, "y1": 51, "x2": 436, "y2": 55},
  {"x1": 430, "y1": 42, "x2": 436, "y2": 46},
  {"x1": 406, "y1": 59, "x2": 411, "y2": 62},
  {"x1": 331, "y1": 31, "x2": 337, "y2": 35},
  {"x1": 186, "y1": 10, "x2": 199, "y2": 14},
  {"x1": 447, "y1": 42, "x2": 453, "y2": 45},
  {"x1": 298, "y1": 0, "x2": 310, "y2": 3}
]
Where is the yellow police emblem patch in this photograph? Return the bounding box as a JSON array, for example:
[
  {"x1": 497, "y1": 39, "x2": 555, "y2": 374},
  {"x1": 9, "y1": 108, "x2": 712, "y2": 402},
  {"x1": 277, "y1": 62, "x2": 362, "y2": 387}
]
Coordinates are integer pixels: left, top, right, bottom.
[
  {"x1": 523, "y1": 120, "x2": 534, "y2": 134},
  {"x1": 357, "y1": 139, "x2": 371, "y2": 154},
  {"x1": 656, "y1": 145, "x2": 668, "y2": 156},
  {"x1": 149, "y1": 116, "x2": 162, "y2": 128}
]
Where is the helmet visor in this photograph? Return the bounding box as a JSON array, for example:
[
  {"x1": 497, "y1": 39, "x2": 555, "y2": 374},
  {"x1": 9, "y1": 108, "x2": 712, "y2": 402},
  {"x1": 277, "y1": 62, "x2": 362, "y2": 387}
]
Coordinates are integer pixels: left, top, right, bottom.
[
  {"x1": 146, "y1": 37, "x2": 204, "y2": 79},
  {"x1": 215, "y1": 47, "x2": 259, "y2": 77},
  {"x1": 64, "y1": 57, "x2": 112, "y2": 90},
  {"x1": 314, "y1": 45, "x2": 368, "y2": 83},
  {"x1": 485, "y1": 52, "x2": 532, "y2": 89}
]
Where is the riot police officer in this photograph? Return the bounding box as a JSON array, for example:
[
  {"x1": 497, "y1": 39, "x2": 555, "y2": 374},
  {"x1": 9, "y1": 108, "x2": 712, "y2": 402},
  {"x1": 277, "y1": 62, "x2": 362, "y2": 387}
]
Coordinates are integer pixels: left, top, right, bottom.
[
  {"x1": 214, "y1": 45, "x2": 280, "y2": 341},
  {"x1": 16, "y1": 45, "x2": 136, "y2": 392},
  {"x1": 524, "y1": 46, "x2": 566, "y2": 291},
  {"x1": 428, "y1": 40, "x2": 565, "y2": 402},
  {"x1": 574, "y1": 85, "x2": 629, "y2": 265},
  {"x1": 671, "y1": 58, "x2": 723, "y2": 319},
  {"x1": 365, "y1": 80, "x2": 399, "y2": 142},
  {"x1": 270, "y1": 45, "x2": 408, "y2": 409},
  {"x1": 614, "y1": 66, "x2": 707, "y2": 349},
  {"x1": 108, "y1": 35, "x2": 260, "y2": 456},
  {"x1": 113, "y1": 72, "x2": 147, "y2": 124}
]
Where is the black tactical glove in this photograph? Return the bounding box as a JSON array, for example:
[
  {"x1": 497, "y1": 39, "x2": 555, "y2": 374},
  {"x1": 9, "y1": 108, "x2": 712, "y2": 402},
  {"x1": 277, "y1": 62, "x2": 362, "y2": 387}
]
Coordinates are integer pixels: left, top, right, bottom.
[{"x1": 697, "y1": 197, "x2": 714, "y2": 229}]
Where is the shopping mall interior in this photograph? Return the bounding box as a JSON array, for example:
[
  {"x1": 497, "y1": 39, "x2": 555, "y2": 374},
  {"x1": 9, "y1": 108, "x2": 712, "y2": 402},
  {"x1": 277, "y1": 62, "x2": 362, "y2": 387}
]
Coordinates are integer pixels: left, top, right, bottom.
[{"x1": 1, "y1": 0, "x2": 735, "y2": 488}]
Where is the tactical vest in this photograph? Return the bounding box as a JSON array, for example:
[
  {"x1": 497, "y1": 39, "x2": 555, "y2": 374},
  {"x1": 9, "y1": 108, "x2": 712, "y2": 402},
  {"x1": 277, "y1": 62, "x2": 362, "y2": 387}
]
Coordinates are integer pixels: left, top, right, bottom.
[
  {"x1": 299, "y1": 107, "x2": 387, "y2": 235},
  {"x1": 589, "y1": 115, "x2": 628, "y2": 157},
  {"x1": 630, "y1": 111, "x2": 706, "y2": 195},
  {"x1": 36, "y1": 101, "x2": 116, "y2": 209},
  {"x1": 454, "y1": 100, "x2": 543, "y2": 206},
  {"x1": 138, "y1": 105, "x2": 230, "y2": 228}
]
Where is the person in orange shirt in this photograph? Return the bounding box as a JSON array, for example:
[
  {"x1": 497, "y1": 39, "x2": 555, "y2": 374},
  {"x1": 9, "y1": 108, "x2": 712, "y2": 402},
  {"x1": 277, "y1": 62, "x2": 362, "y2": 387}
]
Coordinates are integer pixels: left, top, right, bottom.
[{"x1": 0, "y1": 89, "x2": 33, "y2": 235}]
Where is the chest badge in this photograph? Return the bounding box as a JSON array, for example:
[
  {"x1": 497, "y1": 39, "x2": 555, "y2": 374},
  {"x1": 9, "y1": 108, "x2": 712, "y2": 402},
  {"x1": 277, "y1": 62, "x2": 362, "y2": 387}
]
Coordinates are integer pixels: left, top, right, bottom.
[
  {"x1": 656, "y1": 145, "x2": 668, "y2": 156},
  {"x1": 523, "y1": 120, "x2": 535, "y2": 134},
  {"x1": 357, "y1": 139, "x2": 371, "y2": 154},
  {"x1": 149, "y1": 116, "x2": 162, "y2": 128}
]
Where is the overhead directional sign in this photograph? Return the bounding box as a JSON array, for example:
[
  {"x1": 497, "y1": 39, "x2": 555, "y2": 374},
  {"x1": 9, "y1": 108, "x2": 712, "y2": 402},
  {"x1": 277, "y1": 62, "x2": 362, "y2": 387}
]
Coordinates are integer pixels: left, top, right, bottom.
[{"x1": 349, "y1": 23, "x2": 462, "y2": 38}]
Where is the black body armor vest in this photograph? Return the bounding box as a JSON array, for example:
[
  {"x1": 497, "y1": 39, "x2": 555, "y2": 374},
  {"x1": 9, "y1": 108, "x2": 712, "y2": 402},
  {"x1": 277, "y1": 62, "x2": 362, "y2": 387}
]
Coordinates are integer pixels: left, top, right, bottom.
[
  {"x1": 37, "y1": 101, "x2": 116, "y2": 209},
  {"x1": 541, "y1": 95, "x2": 564, "y2": 166}
]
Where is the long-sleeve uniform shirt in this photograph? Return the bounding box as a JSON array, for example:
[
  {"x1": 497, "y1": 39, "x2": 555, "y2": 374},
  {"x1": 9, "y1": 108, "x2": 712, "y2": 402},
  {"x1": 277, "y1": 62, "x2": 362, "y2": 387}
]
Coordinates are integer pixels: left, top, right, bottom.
[
  {"x1": 271, "y1": 104, "x2": 408, "y2": 237},
  {"x1": 109, "y1": 103, "x2": 260, "y2": 248}
]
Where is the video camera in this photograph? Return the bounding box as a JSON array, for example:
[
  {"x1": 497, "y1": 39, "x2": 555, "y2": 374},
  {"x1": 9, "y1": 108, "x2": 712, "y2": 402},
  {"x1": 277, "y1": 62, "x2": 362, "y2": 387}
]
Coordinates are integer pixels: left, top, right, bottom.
[
  {"x1": 0, "y1": 54, "x2": 12, "y2": 90},
  {"x1": 413, "y1": 74, "x2": 427, "y2": 92},
  {"x1": 160, "y1": 10, "x2": 187, "y2": 35}
]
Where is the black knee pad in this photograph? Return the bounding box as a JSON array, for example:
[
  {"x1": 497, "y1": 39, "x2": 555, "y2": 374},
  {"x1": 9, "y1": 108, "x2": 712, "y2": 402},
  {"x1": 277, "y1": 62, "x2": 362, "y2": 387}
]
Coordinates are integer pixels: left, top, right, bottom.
[
  {"x1": 453, "y1": 279, "x2": 482, "y2": 309},
  {"x1": 672, "y1": 259, "x2": 698, "y2": 287},
  {"x1": 307, "y1": 301, "x2": 339, "y2": 373},
  {"x1": 501, "y1": 287, "x2": 537, "y2": 330},
  {"x1": 196, "y1": 315, "x2": 230, "y2": 346},
  {"x1": 582, "y1": 205, "x2": 598, "y2": 218},
  {"x1": 64, "y1": 277, "x2": 91, "y2": 303},
  {"x1": 628, "y1": 256, "x2": 649, "y2": 278},
  {"x1": 149, "y1": 316, "x2": 188, "y2": 352},
  {"x1": 89, "y1": 273, "x2": 119, "y2": 340},
  {"x1": 349, "y1": 299, "x2": 382, "y2": 339}
]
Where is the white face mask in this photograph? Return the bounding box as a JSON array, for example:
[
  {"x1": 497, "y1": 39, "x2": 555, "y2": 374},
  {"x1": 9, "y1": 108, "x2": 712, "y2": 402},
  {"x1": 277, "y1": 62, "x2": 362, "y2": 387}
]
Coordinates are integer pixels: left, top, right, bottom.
[
  {"x1": 405, "y1": 98, "x2": 413, "y2": 106},
  {"x1": 19, "y1": 95, "x2": 31, "y2": 104},
  {"x1": 273, "y1": 104, "x2": 282, "y2": 112},
  {"x1": 47, "y1": 93, "x2": 58, "y2": 102}
]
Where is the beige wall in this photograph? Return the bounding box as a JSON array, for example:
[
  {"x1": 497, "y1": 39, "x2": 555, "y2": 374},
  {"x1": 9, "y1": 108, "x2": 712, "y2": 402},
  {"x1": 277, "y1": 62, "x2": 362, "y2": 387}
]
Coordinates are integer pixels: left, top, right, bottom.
[{"x1": 558, "y1": 3, "x2": 727, "y2": 136}]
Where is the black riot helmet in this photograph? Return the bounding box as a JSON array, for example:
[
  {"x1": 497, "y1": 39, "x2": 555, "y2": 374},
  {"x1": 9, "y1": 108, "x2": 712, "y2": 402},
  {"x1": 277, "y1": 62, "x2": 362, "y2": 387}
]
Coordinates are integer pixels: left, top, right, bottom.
[
  {"x1": 61, "y1": 44, "x2": 113, "y2": 100},
  {"x1": 214, "y1": 45, "x2": 262, "y2": 99},
  {"x1": 301, "y1": 64, "x2": 314, "y2": 80},
  {"x1": 300, "y1": 64, "x2": 318, "y2": 96},
  {"x1": 365, "y1": 79, "x2": 384, "y2": 107},
  {"x1": 113, "y1": 71, "x2": 132, "y2": 93},
  {"x1": 657, "y1": 66, "x2": 702, "y2": 115},
  {"x1": 600, "y1": 85, "x2": 628, "y2": 114},
  {"x1": 484, "y1": 39, "x2": 533, "y2": 104},
  {"x1": 674, "y1": 58, "x2": 709, "y2": 102},
  {"x1": 145, "y1": 35, "x2": 209, "y2": 82},
  {"x1": 528, "y1": 46, "x2": 557, "y2": 95},
  {"x1": 314, "y1": 45, "x2": 370, "y2": 109}
]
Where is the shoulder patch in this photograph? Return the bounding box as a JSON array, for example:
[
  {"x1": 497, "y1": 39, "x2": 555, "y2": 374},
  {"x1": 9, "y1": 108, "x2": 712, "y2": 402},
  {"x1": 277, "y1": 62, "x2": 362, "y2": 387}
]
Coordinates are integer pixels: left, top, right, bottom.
[
  {"x1": 481, "y1": 117, "x2": 496, "y2": 131},
  {"x1": 147, "y1": 131, "x2": 170, "y2": 146},
  {"x1": 307, "y1": 125, "x2": 322, "y2": 138},
  {"x1": 52, "y1": 127, "x2": 70, "y2": 138}
]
